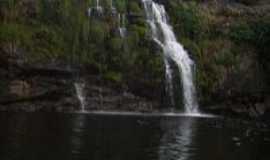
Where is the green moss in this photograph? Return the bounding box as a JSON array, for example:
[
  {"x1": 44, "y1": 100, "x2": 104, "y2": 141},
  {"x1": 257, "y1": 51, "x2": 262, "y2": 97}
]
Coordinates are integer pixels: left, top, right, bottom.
[
  {"x1": 108, "y1": 37, "x2": 123, "y2": 52},
  {"x1": 129, "y1": 25, "x2": 147, "y2": 38},
  {"x1": 104, "y1": 71, "x2": 123, "y2": 83},
  {"x1": 168, "y1": 1, "x2": 210, "y2": 42},
  {"x1": 89, "y1": 20, "x2": 108, "y2": 44},
  {"x1": 0, "y1": 23, "x2": 32, "y2": 45},
  {"x1": 128, "y1": 1, "x2": 142, "y2": 14},
  {"x1": 114, "y1": 0, "x2": 127, "y2": 13},
  {"x1": 229, "y1": 22, "x2": 255, "y2": 43}
]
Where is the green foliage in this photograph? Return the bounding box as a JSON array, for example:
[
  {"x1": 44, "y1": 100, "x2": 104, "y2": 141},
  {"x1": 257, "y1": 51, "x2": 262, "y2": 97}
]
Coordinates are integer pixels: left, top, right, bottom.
[
  {"x1": 229, "y1": 19, "x2": 270, "y2": 83},
  {"x1": 29, "y1": 25, "x2": 65, "y2": 60},
  {"x1": 114, "y1": 0, "x2": 127, "y2": 13},
  {"x1": 104, "y1": 71, "x2": 123, "y2": 83},
  {"x1": 0, "y1": 23, "x2": 32, "y2": 54},
  {"x1": 214, "y1": 49, "x2": 236, "y2": 67},
  {"x1": 129, "y1": 25, "x2": 147, "y2": 39},
  {"x1": 229, "y1": 22, "x2": 256, "y2": 43},
  {"x1": 128, "y1": 1, "x2": 142, "y2": 14},
  {"x1": 108, "y1": 37, "x2": 123, "y2": 52},
  {"x1": 0, "y1": 23, "x2": 29, "y2": 43},
  {"x1": 161, "y1": 0, "x2": 270, "y2": 103},
  {"x1": 2, "y1": 0, "x2": 269, "y2": 102},
  {"x1": 168, "y1": 1, "x2": 210, "y2": 41},
  {"x1": 89, "y1": 20, "x2": 108, "y2": 45}
]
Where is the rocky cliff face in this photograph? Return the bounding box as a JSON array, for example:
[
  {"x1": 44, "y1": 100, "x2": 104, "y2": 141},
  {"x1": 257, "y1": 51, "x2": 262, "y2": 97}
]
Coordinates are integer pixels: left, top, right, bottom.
[
  {"x1": 0, "y1": 52, "x2": 78, "y2": 112},
  {"x1": 0, "y1": 0, "x2": 166, "y2": 112},
  {"x1": 0, "y1": 51, "x2": 161, "y2": 112},
  {"x1": 0, "y1": 0, "x2": 269, "y2": 120}
]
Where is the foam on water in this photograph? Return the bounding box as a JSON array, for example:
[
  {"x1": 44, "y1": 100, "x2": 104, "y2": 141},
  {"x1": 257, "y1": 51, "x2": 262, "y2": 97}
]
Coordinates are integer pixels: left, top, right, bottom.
[{"x1": 72, "y1": 110, "x2": 216, "y2": 118}]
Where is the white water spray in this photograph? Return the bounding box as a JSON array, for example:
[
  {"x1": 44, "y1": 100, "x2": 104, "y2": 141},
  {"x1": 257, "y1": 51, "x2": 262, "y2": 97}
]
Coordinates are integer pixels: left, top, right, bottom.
[
  {"x1": 96, "y1": 0, "x2": 99, "y2": 8},
  {"x1": 87, "y1": 7, "x2": 92, "y2": 17},
  {"x1": 87, "y1": 0, "x2": 103, "y2": 17},
  {"x1": 74, "y1": 83, "x2": 86, "y2": 112},
  {"x1": 164, "y1": 59, "x2": 175, "y2": 107},
  {"x1": 118, "y1": 13, "x2": 127, "y2": 38},
  {"x1": 142, "y1": 0, "x2": 199, "y2": 113},
  {"x1": 96, "y1": 0, "x2": 103, "y2": 13}
]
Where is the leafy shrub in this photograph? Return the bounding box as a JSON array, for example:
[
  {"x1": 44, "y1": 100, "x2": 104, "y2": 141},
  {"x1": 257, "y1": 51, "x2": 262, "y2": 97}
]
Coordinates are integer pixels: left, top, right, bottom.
[
  {"x1": 128, "y1": 1, "x2": 143, "y2": 14},
  {"x1": 115, "y1": 0, "x2": 126, "y2": 13},
  {"x1": 229, "y1": 22, "x2": 255, "y2": 43},
  {"x1": 104, "y1": 71, "x2": 123, "y2": 83},
  {"x1": 0, "y1": 23, "x2": 31, "y2": 43},
  {"x1": 168, "y1": 1, "x2": 210, "y2": 41}
]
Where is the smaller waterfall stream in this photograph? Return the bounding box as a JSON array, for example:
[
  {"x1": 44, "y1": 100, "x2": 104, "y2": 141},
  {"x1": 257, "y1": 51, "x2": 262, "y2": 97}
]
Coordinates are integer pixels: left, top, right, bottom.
[
  {"x1": 96, "y1": 0, "x2": 100, "y2": 8},
  {"x1": 118, "y1": 14, "x2": 127, "y2": 38},
  {"x1": 87, "y1": 0, "x2": 103, "y2": 17},
  {"x1": 110, "y1": 0, "x2": 116, "y2": 12},
  {"x1": 74, "y1": 83, "x2": 86, "y2": 112},
  {"x1": 95, "y1": 0, "x2": 103, "y2": 13},
  {"x1": 142, "y1": 0, "x2": 199, "y2": 113}
]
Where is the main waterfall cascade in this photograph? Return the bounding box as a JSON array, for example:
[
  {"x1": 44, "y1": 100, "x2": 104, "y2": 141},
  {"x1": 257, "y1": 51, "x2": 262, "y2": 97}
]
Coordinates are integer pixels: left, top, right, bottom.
[
  {"x1": 142, "y1": 0, "x2": 199, "y2": 113},
  {"x1": 85, "y1": 0, "x2": 199, "y2": 113}
]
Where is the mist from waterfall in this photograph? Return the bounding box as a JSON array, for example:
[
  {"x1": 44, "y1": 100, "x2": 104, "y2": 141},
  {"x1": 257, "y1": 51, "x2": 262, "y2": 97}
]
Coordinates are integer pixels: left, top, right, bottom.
[{"x1": 142, "y1": 0, "x2": 199, "y2": 113}]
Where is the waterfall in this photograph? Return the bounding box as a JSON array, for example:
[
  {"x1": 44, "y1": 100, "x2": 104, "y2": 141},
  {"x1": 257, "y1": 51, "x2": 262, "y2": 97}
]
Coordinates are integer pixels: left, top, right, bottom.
[
  {"x1": 118, "y1": 13, "x2": 127, "y2": 38},
  {"x1": 164, "y1": 59, "x2": 175, "y2": 107},
  {"x1": 74, "y1": 83, "x2": 86, "y2": 112},
  {"x1": 96, "y1": 0, "x2": 103, "y2": 13},
  {"x1": 87, "y1": 7, "x2": 92, "y2": 17},
  {"x1": 142, "y1": 0, "x2": 199, "y2": 113},
  {"x1": 87, "y1": 0, "x2": 103, "y2": 17},
  {"x1": 96, "y1": 0, "x2": 99, "y2": 8},
  {"x1": 110, "y1": 0, "x2": 116, "y2": 12}
]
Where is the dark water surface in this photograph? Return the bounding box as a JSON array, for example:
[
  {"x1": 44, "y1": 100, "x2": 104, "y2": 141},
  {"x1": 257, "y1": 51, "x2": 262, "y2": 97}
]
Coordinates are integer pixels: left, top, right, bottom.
[{"x1": 0, "y1": 112, "x2": 269, "y2": 160}]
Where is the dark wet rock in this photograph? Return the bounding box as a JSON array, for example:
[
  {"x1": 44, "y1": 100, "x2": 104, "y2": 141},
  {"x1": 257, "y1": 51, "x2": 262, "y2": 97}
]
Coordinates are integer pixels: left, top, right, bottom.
[
  {"x1": 204, "y1": 94, "x2": 270, "y2": 121},
  {"x1": 76, "y1": 76, "x2": 159, "y2": 112},
  {"x1": 0, "y1": 52, "x2": 79, "y2": 112},
  {"x1": 0, "y1": 51, "x2": 159, "y2": 112},
  {"x1": 0, "y1": 76, "x2": 80, "y2": 112},
  {"x1": 261, "y1": 108, "x2": 270, "y2": 124}
]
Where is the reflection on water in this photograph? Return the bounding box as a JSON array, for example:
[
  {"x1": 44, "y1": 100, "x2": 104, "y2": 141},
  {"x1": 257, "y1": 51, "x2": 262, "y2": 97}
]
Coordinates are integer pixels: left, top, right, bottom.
[
  {"x1": 70, "y1": 115, "x2": 86, "y2": 156},
  {"x1": 1, "y1": 113, "x2": 29, "y2": 159},
  {"x1": 0, "y1": 112, "x2": 269, "y2": 160},
  {"x1": 159, "y1": 118, "x2": 195, "y2": 160}
]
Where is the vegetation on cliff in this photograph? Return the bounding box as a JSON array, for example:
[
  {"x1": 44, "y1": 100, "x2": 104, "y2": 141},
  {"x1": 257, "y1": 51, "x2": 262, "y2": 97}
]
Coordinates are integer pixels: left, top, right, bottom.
[
  {"x1": 0, "y1": 0, "x2": 269, "y2": 111},
  {"x1": 0, "y1": 0, "x2": 164, "y2": 100},
  {"x1": 166, "y1": 0, "x2": 270, "y2": 105}
]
